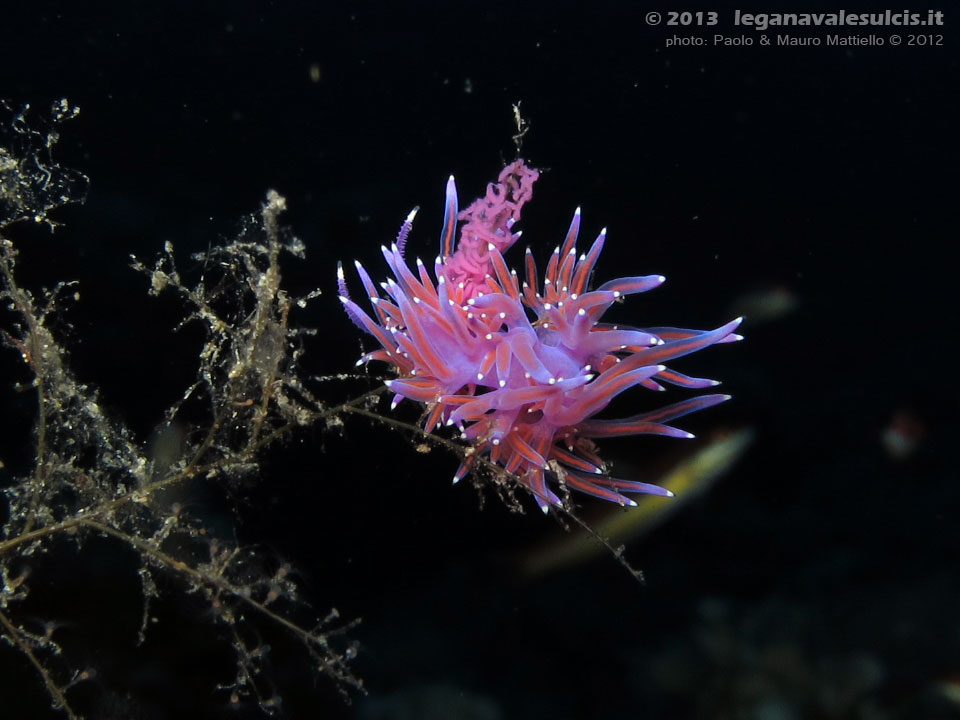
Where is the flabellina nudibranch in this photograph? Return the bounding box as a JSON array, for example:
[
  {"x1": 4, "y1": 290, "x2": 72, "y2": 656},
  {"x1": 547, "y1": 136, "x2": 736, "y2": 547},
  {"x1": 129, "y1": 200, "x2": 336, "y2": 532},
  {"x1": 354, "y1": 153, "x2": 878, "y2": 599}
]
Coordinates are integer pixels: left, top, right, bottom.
[{"x1": 338, "y1": 160, "x2": 742, "y2": 513}]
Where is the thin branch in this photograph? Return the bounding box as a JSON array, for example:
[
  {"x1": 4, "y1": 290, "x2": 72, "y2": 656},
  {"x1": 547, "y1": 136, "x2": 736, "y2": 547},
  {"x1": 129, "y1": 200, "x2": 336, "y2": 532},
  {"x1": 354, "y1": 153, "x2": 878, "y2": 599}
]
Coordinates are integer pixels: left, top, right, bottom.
[
  {"x1": 0, "y1": 607, "x2": 80, "y2": 720},
  {"x1": 80, "y1": 519, "x2": 359, "y2": 687},
  {"x1": 0, "y1": 387, "x2": 385, "y2": 558},
  {"x1": 0, "y1": 241, "x2": 50, "y2": 534}
]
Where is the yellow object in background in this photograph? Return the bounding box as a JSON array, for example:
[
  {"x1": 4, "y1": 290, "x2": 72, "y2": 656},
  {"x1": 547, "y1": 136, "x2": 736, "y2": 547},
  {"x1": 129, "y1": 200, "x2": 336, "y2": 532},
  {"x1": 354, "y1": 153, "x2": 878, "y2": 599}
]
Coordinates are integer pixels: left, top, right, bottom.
[{"x1": 520, "y1": 428, "x2": 755, "y2": 578}]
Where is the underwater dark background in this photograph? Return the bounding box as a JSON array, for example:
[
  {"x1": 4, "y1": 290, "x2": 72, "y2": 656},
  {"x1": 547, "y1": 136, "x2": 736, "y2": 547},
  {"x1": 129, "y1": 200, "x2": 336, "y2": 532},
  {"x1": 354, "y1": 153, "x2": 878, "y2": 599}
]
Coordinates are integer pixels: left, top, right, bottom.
[{"x1": 1, "y1": 1, "x2": 958, "y2": 718}]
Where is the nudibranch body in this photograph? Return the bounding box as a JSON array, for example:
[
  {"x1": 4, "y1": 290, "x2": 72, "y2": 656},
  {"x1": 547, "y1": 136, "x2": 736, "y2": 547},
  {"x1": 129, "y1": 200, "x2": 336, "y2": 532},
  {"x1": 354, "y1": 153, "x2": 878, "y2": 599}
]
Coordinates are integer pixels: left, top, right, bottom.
[{"x1": 339, "y1": 160, "x2": 741, "y2": 512}]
